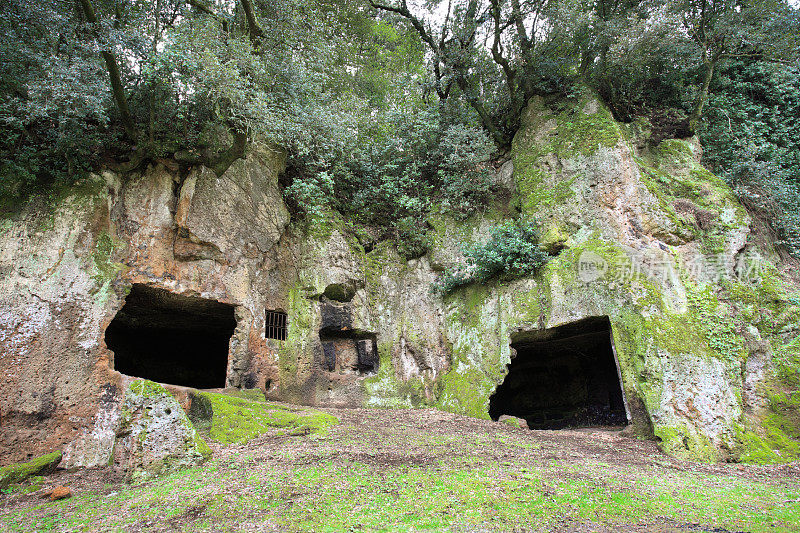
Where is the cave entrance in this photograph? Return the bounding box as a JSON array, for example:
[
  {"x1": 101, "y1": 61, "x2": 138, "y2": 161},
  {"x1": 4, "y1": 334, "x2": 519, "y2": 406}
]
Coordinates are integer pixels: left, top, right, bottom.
[
  {"x1": 489, "y1": 316, "x2": 628, "y2": 429},
  {"x1": 105, "y1": 284, "x2": 236, "y2": 389}
]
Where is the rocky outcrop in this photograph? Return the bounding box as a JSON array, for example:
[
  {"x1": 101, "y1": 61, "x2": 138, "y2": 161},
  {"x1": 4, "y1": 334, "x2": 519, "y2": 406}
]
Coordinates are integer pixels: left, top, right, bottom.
[
  {"x1": 110, "y1": 380, "x2": 211, "y2": 483},
  {"x1": 0, "y1": 150, "x2": 289, "y2": 466},
  {"x1": 174, "y1": 148, "x2": 289, "y2": 262},
  {"x1": 0, "y1": 91, "x2": 797, "y2": 467}
]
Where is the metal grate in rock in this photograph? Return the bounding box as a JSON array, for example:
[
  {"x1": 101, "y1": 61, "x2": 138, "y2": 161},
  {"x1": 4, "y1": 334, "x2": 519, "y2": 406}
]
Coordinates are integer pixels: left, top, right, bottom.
[{"x1": 265, "y1": 310, "x2": 288, "y2": 341}]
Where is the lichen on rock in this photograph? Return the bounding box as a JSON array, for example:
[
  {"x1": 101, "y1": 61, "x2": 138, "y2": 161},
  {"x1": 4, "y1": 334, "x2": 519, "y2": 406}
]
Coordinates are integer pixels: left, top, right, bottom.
[{"x1": 111, "y1": 379, "x2": 212, "y2": 483}]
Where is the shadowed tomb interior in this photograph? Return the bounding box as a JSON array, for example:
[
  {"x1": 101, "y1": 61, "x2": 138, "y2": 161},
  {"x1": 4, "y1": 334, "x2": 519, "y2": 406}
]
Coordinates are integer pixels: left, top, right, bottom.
[
  {"x1": 489, "y1": 316, "x2": 627, "y2": 429},
  {"x1": 105, "y1": 284, "x2": 236, "y2": 388}
]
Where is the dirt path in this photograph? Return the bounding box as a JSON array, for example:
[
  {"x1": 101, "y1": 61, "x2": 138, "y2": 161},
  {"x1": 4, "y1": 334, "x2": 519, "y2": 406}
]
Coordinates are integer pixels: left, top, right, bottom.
[{"x1": 2, "y1": 407, "x2": 799, "y2": 532}]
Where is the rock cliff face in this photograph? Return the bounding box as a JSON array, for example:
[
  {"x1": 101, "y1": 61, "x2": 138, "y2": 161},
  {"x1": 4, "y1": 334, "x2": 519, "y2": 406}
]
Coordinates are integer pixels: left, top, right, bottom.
[{"x1": 1, "y1": 93, "x2": 797, "y2": 466}]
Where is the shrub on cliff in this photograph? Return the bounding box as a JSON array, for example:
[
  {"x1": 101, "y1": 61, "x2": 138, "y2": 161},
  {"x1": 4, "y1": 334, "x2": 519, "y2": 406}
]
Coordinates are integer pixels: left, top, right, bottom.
[
  {"x1": 435, "y1": 221, "x2": 549, "y2": 294},
  {"x1": 700, "y1": 61, "x2": 800, "y2": 257},
  {"x1": 436, "y1": 124, "x2": 495, "y2": 219}
]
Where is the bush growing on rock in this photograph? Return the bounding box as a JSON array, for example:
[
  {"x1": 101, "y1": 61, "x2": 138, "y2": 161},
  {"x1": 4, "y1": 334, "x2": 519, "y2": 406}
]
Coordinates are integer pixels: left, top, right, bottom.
[
  {"x1": 436, "y1": 125, "x2": 495, "y2": 219},
  {"x1": 435, "y1": 221, "x2": 549, "y2": 294}
]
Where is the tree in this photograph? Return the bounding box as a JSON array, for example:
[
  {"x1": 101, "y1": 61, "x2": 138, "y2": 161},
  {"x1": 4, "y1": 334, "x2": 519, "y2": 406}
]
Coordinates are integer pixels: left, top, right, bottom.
[
  {"x1": 77, "y1": 0, "x2": 138, "y2": 142},
  {"x1": 701, "y1": 59, "x2": 800, "y2": 255},
  {"x1": 368, "y1": 0, "x2": 578, "y2": 148},
  {"x1": 671, "y1": 0, "x2": 800, "y2": 133}
]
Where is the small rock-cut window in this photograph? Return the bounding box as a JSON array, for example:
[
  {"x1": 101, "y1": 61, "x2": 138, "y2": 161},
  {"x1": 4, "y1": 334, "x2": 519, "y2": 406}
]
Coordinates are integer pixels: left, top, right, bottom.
[{"x1": 266, "y1": 310, "x2": 288, "y2": 341}]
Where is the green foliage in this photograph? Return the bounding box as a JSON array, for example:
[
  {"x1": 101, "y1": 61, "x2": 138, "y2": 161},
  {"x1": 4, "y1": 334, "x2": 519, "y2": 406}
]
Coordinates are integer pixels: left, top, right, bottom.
[
  {"x1": 436, "y1": 124, "x2": 495, "y2": 218},
  {"x1": 286, "y1": 107, "x2": 495, "y2": 258},
  {"x1": 0, "y1": 0, "x2": 424, "y2": 203},
  {"x1": 1, "y1": 0, "x2": 797, "y2": 261},
  {"x1": 0, "y1": 0, "x2": 115, "y2": 205},
  {"x1": 435, "y1": 221, "x2": 549, "y2": 294},
  {"x1": 394, "y1": 216, "x2": 431, "y2": 260},
  {"x1": 285, "y1": 171, "x2": 335, "y2": 223},
  {"x1": 701, "y1": 61, "x2": 800, "y2": 256}
]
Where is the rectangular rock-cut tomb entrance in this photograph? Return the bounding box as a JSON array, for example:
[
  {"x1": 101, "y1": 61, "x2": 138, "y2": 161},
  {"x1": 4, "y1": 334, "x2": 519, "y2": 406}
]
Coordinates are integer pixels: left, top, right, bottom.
[
  {"x1": 105, "y1": 284, "x2": 236, "y2": 388},
  {"x1": 489, "y1": 316, "x2": 628, "y2": 429}
]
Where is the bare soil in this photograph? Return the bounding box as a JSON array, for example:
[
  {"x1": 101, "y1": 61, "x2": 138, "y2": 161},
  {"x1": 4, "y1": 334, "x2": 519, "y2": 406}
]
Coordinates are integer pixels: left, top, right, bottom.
[{"x1": 2, "y1": 407, "x2": 799, "y2": 532}]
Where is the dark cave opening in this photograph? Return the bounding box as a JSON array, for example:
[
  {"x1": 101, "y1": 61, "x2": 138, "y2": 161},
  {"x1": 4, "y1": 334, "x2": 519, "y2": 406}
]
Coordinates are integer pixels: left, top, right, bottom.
[
  {"x1": 489, "y1": 316, "x2": 628, "y2": 429},
  {"x1": 105, "y1": 284, "x2": 236, "y2": 389},
  {"x1": 319, "y1": 331, "x2": 379, "y2": 375},
  {"x1": 317, "y1": 302, "x2": 379, "y2": 375}
]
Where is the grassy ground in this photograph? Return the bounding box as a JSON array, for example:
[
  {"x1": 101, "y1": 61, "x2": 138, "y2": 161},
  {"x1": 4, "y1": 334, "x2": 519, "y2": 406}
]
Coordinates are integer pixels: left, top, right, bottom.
[{"x1": 1, "y1": 407, "x2": 799, "y2": 532}]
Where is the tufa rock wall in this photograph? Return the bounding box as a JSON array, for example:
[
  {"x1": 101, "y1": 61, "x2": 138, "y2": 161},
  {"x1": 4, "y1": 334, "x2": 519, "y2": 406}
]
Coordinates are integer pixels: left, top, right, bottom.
[{"x1": 0, "y1": 92, "x2": 797, "y2": 466}]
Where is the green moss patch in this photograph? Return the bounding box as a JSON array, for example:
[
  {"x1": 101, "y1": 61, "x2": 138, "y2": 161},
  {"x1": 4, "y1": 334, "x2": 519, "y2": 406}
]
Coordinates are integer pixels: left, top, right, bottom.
[
  {"x1": 221, "y1": 388, "x2": 268, "y2": 403},
  {"x1": 0, "y1": 452, "x2": 62, "y2": 489},
  {"x1": 511, "y1": 92, "x2": 621, "y2": 216},
  {"x1": 188, "y1": 391, "x2": 338, "y2": 445},
  {"x1": 685, "y1": 283, "x2": 746, "y2": 361},
  {"x1": 1, "y1": 475, "x2": 46, "y2": 496},
  {"x1": 634, "y1": 139, "x2": 749, "y2": 255}
]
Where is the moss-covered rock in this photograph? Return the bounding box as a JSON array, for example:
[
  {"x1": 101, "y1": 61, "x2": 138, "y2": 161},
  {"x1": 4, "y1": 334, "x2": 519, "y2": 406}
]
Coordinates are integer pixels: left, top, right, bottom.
[
  {"x1": 113, "y1": 380, "x2": 212, "y2": 483},
  {"x1": 188, "y1": 390, "x2": 338, "y2": 444},
  {"x1": 0, "y1": 452, "x2": 61, "y2": 489},
  {"x1": 202, "y1": 93, "x2": 798, "y2": 465},
  {"x1": 402, "y1": 92, "x2": 798, "y2": 463},
  {"x1": 3, "y1": 88, "x2": 796, "y2": 470}
]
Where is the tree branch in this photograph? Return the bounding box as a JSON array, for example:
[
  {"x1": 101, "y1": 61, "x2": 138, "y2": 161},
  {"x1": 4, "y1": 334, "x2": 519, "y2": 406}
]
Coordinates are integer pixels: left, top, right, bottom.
[
  {"x1": 78, "y1": 0, "x2": 138, "y2": 142},
  {"x1": 370, "y1": 0, "x2": 440, "y2": 55},
  {"x1": 185, "y1": 0, "x2": 228, "y2": 35},
  {"x1": 186, "y1": 0, "x2": 218, "y2": 19},
  {"x1": 371, "y1": 0, "x2": 510, "y2": 147},
  {"x1": 240, "y1": 0, "x2": 264, "y2": 45},
  {"x1": 490, "y1": 0, "x2": 516, "y2": 94},
  {"x1": 510, "y1": 0, "x2": 531, "y2": 55}
]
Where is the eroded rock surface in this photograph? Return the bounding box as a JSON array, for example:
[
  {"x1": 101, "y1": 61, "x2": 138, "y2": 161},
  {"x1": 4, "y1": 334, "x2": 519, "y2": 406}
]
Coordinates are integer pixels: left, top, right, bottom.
[
  {"x1": 111, "y1": 379, "x2": 211, "y2": 482},
  {"x1": 1, "y1": 92, "x2": 798, "y2": 467}
]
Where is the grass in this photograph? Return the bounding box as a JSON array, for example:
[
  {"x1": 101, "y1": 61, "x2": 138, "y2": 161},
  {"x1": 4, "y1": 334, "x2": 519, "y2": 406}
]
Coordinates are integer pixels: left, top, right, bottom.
[
  {"x1": 2, "y1": 458, "x2": 798, "y2": 532},
  {"x1": 2, "y1": 409, "x2": 799, "y2": 532}
]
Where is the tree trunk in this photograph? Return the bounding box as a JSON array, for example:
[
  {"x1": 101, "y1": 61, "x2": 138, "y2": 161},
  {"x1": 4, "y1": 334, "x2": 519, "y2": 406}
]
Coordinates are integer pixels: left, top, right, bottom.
[
  {"x1": 688, "y1": 59, "x2": 715, "y2": 135},
  {"x1": 149, "y1": 0, "x2": 161, "y2": 146},
  {"x1": 689, "y1": 55, "x2": 717, "y2": 135},
  {"x1": 210, "y1": 131, "x2": 248, "y2": 176},
  {"x1": 240, "y1": 0, "x2": 263, "y2": 44},
  {"x1": 78, "y1": 0, "x2": 138, "y2": 142},
  {"x1": 456, "y1": 78, "x2": 509, "y2": 148}
]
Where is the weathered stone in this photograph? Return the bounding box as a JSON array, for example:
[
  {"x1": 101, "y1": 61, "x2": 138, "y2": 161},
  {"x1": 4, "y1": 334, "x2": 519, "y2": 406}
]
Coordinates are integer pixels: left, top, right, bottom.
[
  {"x1": 495, "y1": 159, "x2": 516, "y2": 192},
  {"x1": 111, "y1": 379, "x2": 212, "y2": 483},
  {"x1": 320, "y1": 303, "x2": 354, "y2": 333},
  {"x1": 47, "y1": 486, "x2": 71, "y2": 500},
  {"x1": 323, "y1": 281, "x2": 357, "y2": 303},
  {"x1": 498, "y1": 415, "x2": 528, "y2": 429},
  {"x1": 0, "y1": 175, "x2": 117, "y2": 466},
  {"x1": 357, "y1": 339, "x2": 379, "y2": 372},
  {"x1": 0, "y1": 92, "x2": 797, "y2": 467},
  {"x1": 0, "y1": 148, "x2": 289, "y2": 465},
  {"x1": 175, "y1": 148, "x2": 289, "y2": 260},
  {"x1": 322, "y1": 342, "x2": 337, "y2": 372}
]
